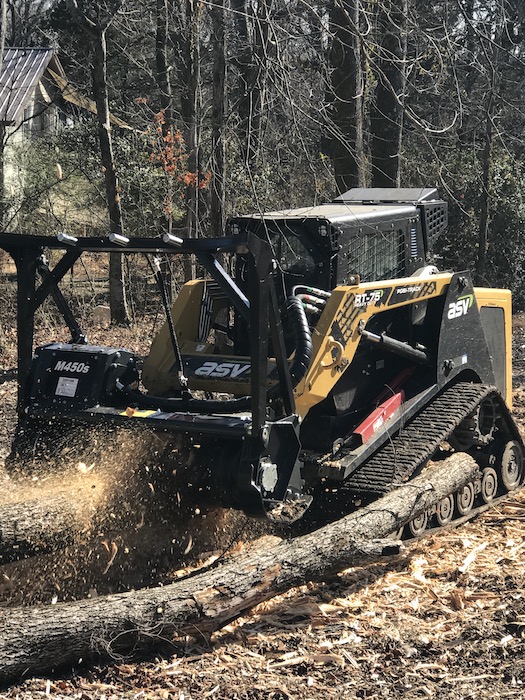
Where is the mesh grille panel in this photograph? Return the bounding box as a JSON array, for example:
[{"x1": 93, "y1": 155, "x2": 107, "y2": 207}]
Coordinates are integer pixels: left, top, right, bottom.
[
  {"x1": 347, "y1": 229, "x2": 405, "y2": 283},
  {"x1": 424, "y1": 204, "x2": 447, "y2": 245}
]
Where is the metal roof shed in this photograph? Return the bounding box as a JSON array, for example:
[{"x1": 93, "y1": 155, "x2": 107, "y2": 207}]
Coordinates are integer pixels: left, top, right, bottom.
[{"x1": 0, "y1": 47, "x2": 65, "y2": 127}]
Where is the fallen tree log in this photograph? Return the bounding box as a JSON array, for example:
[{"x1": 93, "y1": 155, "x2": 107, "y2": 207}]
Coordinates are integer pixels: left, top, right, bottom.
[
  {"x1": 0, "y1": 488, "x2": 102, "y2": 564},
  {"x1": 0, "y1": 462, "x2": 162, "y2": 565},
  {"x1": 0, "y1": 452, "x2": 478, "y2": 684}
]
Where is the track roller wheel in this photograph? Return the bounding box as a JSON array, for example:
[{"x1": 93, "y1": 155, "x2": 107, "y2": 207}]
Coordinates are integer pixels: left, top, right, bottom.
[
  {"x1": 408, "y1": 510, "x2": 428, "y2": 537},
  {"x1": 456, "y1": 483, "x2": 475, "y2": 516},
  {"x1": 501, "y1": 440, "x2": 523, "y2": 492},
  {"x1": 435, "y1": 495, "x2": 454, "y2": 526},
  {"x1": 480, "y1": 467, "x2": 498, "y2": 503}
]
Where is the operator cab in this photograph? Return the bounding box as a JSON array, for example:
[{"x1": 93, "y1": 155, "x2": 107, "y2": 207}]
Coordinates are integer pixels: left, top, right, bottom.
[{"x1": 229, "y1": 188, "x2": 448, "y2": 296}]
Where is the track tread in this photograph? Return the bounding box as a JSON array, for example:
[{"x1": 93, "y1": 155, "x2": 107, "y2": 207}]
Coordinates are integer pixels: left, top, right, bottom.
[{"x1": 344, "y1": 383, "x2": 497, "y2": 494}]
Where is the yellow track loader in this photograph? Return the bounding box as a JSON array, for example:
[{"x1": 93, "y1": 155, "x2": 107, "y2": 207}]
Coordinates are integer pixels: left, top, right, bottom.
[{"x1": 2, "y1": 187, "x2": 522, "y2": 533}]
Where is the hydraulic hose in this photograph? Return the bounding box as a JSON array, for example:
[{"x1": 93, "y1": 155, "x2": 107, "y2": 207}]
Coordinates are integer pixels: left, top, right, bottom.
[
  {"x1": 118, "y1": 296, "x2": 312, "y2": 413},
  {"x1": 285, "y1": 295, "x2": 313, "y2": 387},
  {"x1": 292, "y1": 284, "x2": 331, "y2": 300},
  {"x1": 147, "y1": 254, "x2": 188, "y2": 388}
]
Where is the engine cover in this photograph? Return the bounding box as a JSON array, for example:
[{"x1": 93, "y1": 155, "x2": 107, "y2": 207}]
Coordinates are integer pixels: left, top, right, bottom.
[{"x1": 28, "y1": 343, "x2": 138, "y2": 412}]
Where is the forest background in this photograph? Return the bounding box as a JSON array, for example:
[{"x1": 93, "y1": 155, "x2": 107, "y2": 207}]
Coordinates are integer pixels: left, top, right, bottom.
[{"x1": 2, "y1": 0, "x2": 525, "y2": 321}]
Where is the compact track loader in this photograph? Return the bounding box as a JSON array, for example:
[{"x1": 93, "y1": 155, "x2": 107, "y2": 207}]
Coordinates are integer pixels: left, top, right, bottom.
[{"x1": 1, "y1": 187, "x2": 523, "y2": 533}]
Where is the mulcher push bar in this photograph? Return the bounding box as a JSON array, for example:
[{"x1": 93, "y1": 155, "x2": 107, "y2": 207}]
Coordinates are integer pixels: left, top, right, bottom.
[{"x1": 0, "y1": 231, "x2": 296, "y2": 434}]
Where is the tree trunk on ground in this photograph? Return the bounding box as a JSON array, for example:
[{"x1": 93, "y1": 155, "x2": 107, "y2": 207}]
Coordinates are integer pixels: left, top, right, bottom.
[
  {"x1": 0, "y1": 453, "x2": 478, "y2": 684},
  {"x1": 0, "y1": 490, "x2": 101, "y2": 565}
]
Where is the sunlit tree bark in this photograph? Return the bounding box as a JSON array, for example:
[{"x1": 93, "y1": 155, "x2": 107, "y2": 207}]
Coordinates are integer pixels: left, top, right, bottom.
[{"x1": 68, "y1": 0, "x2": 130, "y2": 325}]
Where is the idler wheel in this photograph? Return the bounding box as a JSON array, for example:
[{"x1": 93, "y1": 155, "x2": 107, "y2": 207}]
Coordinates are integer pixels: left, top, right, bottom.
[
  {"x1": 408, "y1": 510, "x2": 428, "y2": 537},
  {"x1": 456, "y1": 482, "x2": 475, "y2": 516},
  {"x1": 501, "y1": 440, "x2": 523, "y2": 492},
  {"x1": 435, "y1": 494, "x2": 454, "y2": 526},
  {"x1": 480, "y1": 467, "x2": 498, "y2": 503}
]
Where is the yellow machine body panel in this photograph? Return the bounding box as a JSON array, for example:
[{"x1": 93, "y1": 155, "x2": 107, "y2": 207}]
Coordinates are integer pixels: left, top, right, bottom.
[
  {"x1": 474, "y1": 286, "x2": 513, "y2": 408},
  {"x1": 294, "y1": 272, "x2": 453, "y2": 417},
  {"x1": 142, "y1": 280, "x2": 228, "y2": 394},
  {"x1": 142, "y1": 274, "x2": 513, "y2": 416}
]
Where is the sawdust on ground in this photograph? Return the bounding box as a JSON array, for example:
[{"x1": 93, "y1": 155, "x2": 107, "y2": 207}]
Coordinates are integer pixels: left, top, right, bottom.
[{"x1": 2, "y1": 321, "x2": 525, "y2": 698}]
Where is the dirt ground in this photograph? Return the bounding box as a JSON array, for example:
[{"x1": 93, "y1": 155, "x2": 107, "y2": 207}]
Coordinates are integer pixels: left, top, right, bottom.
[{"x1": 2, "y1": 318, "x2": 525, "y2": 699}]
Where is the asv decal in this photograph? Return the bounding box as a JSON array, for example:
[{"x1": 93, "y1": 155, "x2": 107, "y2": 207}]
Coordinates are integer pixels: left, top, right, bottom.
[
  {"x1": 194, "y1": 361, "x2": 250, "y2": 379},
  {"x1": 447, "y1": 294, "x2": 474, "y2": 320},
  {"x1": 53, "y1": 360, "x2": 90, "y2": 373},
  {"x1": 354, "y1": 290, "x2": 384, "y2": 308}
]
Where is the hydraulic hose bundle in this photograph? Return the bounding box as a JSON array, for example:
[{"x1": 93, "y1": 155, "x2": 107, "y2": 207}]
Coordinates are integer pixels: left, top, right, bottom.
[
  {"x1": 292, "y1": 285, "x2": 331, "y2": 318},
  {"x1": 284, "y1": 295, "x2": 313, "y2": 387}
]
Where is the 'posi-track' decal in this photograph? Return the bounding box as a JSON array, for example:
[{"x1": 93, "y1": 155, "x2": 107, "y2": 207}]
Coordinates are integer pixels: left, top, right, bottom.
[{"x1": 388, "y1": 280, "x2": 436, "y2": 305}]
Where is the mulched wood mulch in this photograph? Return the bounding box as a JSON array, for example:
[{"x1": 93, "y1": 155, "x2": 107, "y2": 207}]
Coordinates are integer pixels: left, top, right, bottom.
[{"x1": 2, "y1": 320, "x2": 525, "y2": 698}]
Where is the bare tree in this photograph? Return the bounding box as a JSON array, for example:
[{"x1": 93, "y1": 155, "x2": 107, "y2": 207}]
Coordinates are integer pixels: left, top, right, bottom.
[
  {"x1": 0, "y1": 0, "x2": 5, "y2": 75},
  {"x1": 472, "y1": 2, "x2": 504, "y2": 284},
  {"x1": 0, "y1": 0, "x2": 6, "y2": 228},
  {"x1": 210, "y1": 0, "x2": 226, "y2": 234},
  {"x1": 5, "y1": 0, "x2": 49, "y2": 45},
  {"x1": 329, "y1": 0, "x2": 366, "y2": 192},
  {"x1": 14, "y1": 0, "x2": 525, "y2": 310},
  {"x1": 369, "y1": 0, "x2": 408, "y2": 187},
  {"x1": 178, "y1": 0, "x2": 200, "y2": 279},
  {"x1": 231, "y1": 0, "x2": 273, "y2": 171},
  {"x1": 68, "y1": 0, "x2": 130, "y2": 325},
  {"x1": 155, "y1": 0, "x2": 173, "y2": 138}
]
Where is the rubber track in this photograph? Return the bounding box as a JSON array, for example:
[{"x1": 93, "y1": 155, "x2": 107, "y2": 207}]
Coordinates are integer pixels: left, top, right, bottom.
[{"x1": 344, "y1": 382, "x2": 496, "y2": 495}]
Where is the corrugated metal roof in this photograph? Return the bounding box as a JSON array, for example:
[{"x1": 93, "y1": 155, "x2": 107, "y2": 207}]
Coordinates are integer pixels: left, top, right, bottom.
[
  {"x1": 0, "y1": 47, "x2": 132, "y2": 130},
  {"x1": 0, "y1": 47, "x2": 55, "y2": 124}
]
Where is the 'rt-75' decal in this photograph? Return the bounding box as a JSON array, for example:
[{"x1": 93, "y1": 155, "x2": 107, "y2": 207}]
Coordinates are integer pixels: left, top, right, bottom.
[{"x1": 354, "y1": 290, "x2": 384, "y2": 308}]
